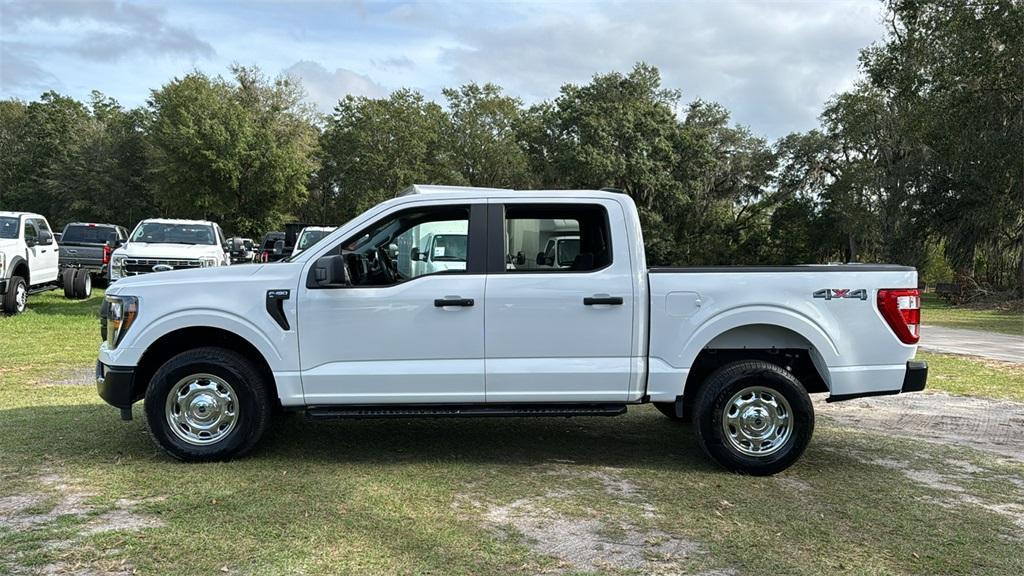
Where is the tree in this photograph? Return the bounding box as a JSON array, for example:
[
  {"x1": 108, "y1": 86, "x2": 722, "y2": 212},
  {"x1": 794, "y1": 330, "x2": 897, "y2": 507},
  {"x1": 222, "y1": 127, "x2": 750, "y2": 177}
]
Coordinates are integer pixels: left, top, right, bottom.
[
  {"x1": 147, "y1": 67, "x2": 317, "y2": 236},
  {"x1": 443, "y1": 83, "x2": 533, "y2": 189},
  {"x1": 319, "y1": 89, "x2": 459, "y2": 222}
]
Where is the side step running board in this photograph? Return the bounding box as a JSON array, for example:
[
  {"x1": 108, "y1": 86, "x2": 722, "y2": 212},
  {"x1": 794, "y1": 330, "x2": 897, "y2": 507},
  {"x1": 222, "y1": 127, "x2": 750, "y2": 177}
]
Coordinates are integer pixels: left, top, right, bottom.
[{"x1": 305, "y1": 403, "x2": 627, "y2": 420}]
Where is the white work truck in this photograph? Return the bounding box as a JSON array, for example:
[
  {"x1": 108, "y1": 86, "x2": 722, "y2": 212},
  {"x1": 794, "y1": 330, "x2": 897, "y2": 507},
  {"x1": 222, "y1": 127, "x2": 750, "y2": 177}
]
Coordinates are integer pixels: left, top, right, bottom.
[
  {"x1": 96, "y1": 186, "x2": 926, "y2": 475},
  {"x1": 108, "y1": 219, "x2": 231, "y2": 282},
  {"x1": 0, "y1": 211, "x2": 73, "y2": 314}
]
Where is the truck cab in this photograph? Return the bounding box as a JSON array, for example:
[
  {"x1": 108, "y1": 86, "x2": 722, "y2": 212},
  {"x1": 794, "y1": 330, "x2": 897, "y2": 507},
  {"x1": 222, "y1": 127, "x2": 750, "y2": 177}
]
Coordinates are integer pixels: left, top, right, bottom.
[
  {"x1": 0, "y1": 211, "x2": 62, "y2": 314},
  {"x1": 96, "y1": 186, "x2": 925, "y2": 474}
]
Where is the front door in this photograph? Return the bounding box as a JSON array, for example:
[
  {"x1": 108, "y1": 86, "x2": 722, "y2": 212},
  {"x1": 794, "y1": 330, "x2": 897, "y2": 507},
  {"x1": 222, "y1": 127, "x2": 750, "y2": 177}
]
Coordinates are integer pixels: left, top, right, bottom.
[
  {"x1": 297, "y1": 203, "x2": 487, "y2": 405},
  {"x1": 25, "y1": 218, "x2": 59, "y2": 284},
  {"x1": 484, "y1": 200, "x2": 636, "y2": 403}
]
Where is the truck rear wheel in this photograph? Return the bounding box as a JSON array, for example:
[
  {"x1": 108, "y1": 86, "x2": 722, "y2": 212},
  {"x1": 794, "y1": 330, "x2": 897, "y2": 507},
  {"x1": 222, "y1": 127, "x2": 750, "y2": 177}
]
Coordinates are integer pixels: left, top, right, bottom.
[
  {"x1": 62, "y1": 269, "x2": 76, "y2": 298},
  {"x1": 692, "y1": 360, "x2": 813, "y2": 476},
  {"x1": 2, "y1": 276, "x2": 27, "y2": 315},
  {"x1": 144, "y1": 347, "x2": 272, "y2": 462},
  {"x1": 72, "y1": 269, "x2": 91, "y2": 299}
]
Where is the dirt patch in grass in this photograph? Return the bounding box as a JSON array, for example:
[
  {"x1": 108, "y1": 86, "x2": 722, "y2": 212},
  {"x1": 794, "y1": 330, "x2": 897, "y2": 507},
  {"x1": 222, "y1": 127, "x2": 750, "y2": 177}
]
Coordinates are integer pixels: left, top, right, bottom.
[
  {"x1": 0, "y1": 471, "x2": 164, "y2": 575},
  {"x1": 867, "y1": 457, "x2": 1024, "y2": 534},
  {"x1": 456, "y1": 463, "x2": 718, "y2": 574},
  {"x1": 815, "y1": 391, "x2": 1024, "y2": 460}
]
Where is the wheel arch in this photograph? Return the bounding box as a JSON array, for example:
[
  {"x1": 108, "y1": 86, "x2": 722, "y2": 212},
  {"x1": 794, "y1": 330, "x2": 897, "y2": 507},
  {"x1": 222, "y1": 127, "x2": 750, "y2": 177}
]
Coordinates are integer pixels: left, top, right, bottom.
[
  {"x1": 9, "y1": 256, "x2": 28, "y2": 284},
  {"x1": 132, "y1": 326, "x2": 278, "y2": 406},
  {"x1": 675, "y1": 321, "x2": 833, "y2": 421}
]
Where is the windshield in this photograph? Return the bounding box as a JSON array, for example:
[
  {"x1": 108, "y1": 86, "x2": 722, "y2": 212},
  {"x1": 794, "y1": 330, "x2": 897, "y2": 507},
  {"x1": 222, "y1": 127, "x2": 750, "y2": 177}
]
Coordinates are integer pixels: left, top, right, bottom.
[
  {"x1": 0, "y1": 217, "x2": 17, "y2": 239},
  {"x1": 297, "y1": 229, "x2": 333, "y2": 251},
  {"x1": 130, "y1": 222, "x2": 216, "y2": 245},
  {"x1": 429, "y1": 234, "x2": 467, "y2": 262},
  {"x1": 62, "y1": 225, "x2": 118, "y2": 244}
]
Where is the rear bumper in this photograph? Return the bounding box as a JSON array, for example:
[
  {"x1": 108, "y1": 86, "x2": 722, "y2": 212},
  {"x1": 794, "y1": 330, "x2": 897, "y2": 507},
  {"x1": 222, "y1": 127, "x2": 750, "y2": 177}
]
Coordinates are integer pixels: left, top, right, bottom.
[
  {"x1": 826, "y1": 360, "x2": 927, "y2": 403},
  {"x1": 96, "y1": 360, "x2": 137, "y2": 409}
]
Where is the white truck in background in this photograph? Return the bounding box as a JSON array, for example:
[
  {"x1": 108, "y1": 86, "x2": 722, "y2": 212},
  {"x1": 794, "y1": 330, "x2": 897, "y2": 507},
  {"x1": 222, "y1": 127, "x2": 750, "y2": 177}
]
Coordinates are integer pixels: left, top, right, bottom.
[
  {"x1": 1, "y1": 211, "x2": 83, "y2": 314},
  {"x1": 109, "y1": 219, "x2": 231, "y2": 282},
  {"x1": 96, "y1": 186, "x2": 926, "y2": 475}
]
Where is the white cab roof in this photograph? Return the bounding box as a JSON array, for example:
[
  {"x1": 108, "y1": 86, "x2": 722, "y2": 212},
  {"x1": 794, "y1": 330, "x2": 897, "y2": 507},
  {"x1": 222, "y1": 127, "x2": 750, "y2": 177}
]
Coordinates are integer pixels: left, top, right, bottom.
[
  {"x1": 137, "y1": 218, "x2": 217, "y2": 226},
  {"x1": 0, "y1": 211, "x2": 44, "y2": 219},
  {"x1": 396, "y1": 184, "x2": 625, "y2": 201}
]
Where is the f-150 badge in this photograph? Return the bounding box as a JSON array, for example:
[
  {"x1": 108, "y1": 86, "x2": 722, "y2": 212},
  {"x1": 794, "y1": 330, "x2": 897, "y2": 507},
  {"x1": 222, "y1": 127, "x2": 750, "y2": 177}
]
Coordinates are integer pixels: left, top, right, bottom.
[{"x1": 813, "y1": 288, "x2": 868, "y2": 301}]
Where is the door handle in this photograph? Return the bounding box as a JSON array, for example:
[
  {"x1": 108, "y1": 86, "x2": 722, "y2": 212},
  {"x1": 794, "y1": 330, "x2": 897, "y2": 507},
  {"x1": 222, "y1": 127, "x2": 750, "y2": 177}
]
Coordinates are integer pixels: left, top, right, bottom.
[
  {"x1": 434, "y1": 297, "x2": 474, "y2": 307},
  {"x1": 583, "y1": 296, "x2": 623, "y2": 306}
]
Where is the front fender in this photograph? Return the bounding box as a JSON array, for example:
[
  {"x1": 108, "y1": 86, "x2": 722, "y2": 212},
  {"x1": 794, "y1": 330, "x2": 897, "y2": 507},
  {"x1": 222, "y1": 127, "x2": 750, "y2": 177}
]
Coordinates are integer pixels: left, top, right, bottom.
[{"x1": 109, "y1": 308, "x2": 288, "y2": 370}]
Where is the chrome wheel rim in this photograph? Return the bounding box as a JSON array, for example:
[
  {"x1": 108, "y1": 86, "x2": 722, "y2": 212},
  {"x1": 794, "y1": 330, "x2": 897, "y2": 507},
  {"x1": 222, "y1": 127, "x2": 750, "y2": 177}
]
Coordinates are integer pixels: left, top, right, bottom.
[
  {"x1": 83, "y1": 274, "x2": 91, "y2": 295},
  {"x1": 722, "y1": 386, "x2": 792, "y2": 457},
  {"x1": 165, "y1": 374, "x2": 238, "y2": 446},
  {"x1": 15, "y1": 283, "x2": 27, "y2": 312}
]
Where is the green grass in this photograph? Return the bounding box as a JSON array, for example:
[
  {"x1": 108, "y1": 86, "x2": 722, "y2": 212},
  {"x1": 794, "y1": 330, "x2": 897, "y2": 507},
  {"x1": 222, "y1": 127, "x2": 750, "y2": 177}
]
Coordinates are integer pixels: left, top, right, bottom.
[
  {"x1": 918, "y1": 351, "x2": 1024, "y2": 402},
  {"x1": 2, "y1": 291, "x2": 1024, "y2": 575},
  {"x1": 922, "y1": 292, "x2": 1023, "y2": 335}
]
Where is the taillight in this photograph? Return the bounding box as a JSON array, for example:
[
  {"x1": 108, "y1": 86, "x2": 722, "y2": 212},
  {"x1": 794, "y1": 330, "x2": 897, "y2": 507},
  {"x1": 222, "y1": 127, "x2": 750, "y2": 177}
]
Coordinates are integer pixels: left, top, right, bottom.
[
  {"x1": 102, "y1": 243, "x2": 112, "y2": 265},
  {"x1": 877, "y1": 288, "x2": 921, "y2": 344}
]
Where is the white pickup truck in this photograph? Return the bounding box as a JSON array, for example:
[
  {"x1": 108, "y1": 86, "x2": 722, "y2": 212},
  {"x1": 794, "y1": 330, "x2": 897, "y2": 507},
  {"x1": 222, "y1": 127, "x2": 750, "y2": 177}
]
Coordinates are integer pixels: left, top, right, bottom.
[
  {"x1": 109, "y1": 218, "x2": 231, "y2": 282},
  {"x1": 96, "y1": 186, "x2": 926, "y2": 475},
  {"x1": 1, "y1": 211, "x2": 71, "y2": 314}
]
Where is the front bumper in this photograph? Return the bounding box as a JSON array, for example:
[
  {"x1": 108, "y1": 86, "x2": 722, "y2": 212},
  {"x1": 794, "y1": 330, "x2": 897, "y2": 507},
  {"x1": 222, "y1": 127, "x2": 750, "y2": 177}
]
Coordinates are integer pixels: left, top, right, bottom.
[
  {"x1": 827, "y1": 360, "x2": 928, "y2": 402},
  {"x1": 96, "y1": 360, "x2": 137, "y2": 410}
]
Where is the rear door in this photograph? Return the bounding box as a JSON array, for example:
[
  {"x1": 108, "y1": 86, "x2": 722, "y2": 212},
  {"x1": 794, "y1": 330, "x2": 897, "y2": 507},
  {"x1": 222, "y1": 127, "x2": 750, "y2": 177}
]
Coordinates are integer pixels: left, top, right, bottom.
[{"x1": 484, "y1": 199, "x2": 636, "y2": 402}]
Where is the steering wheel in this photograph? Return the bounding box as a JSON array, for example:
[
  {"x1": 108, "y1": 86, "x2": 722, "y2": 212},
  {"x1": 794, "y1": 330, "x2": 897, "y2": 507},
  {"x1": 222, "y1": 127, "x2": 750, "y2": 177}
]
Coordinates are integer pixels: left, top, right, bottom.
[{"x1": 375, "y1": 247, "x2": 396, "y2": 284}]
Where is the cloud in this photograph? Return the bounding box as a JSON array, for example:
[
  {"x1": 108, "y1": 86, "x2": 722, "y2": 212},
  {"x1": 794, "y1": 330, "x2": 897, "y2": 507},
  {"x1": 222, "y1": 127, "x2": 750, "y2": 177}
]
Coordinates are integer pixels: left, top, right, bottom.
[
  {"x1": 282, "y1": 60, "x2": 388, "y2": 113},
  {"x1": 0, "y1": 42, "x2": 59, "y2": 91},
  {"x1": 0, "y1": 0, "x2": 212, "y2": 94},
  {"x1": 432, "y1": 1, "x2": 884, "y2": 138}
]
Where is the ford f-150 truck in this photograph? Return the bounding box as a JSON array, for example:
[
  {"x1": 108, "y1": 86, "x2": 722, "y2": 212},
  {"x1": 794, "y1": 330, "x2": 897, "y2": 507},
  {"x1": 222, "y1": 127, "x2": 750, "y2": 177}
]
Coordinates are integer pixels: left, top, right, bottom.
[
  {"x1": 109, "y1": 218, "x2": 231, "y2": 281},
  {"x1": 96, "y1": 186, "x2": 926, "y2": 475}
]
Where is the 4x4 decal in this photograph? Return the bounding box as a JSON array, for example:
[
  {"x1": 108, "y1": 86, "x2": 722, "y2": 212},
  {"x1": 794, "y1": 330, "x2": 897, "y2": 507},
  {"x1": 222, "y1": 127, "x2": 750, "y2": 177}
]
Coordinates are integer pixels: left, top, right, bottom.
[{"x1": 813, "y1": 288, "x2": 868, "y2": 301}]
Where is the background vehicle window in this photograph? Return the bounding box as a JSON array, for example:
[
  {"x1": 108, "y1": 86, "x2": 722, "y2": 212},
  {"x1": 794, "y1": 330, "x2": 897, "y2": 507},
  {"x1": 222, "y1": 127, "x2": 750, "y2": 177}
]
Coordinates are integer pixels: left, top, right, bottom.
[
  {"x1": 130, "y1": 222, "x2": 216, "y2": 245},
  {"x1": 61, "y1": 225, "x2": 119, "y2": 244},
  {"x1": 503, "y1": 204, "x2": 611, "y2": 272},
  {"x1": 335, "y1": 205, "x2": 470, "y2": 287},
  {"x1": 23, "y1": 220, "x2": 38, "y2": 243},
  {"x1": 0, "y1": 217, "x2": 18, "y2": 239}
]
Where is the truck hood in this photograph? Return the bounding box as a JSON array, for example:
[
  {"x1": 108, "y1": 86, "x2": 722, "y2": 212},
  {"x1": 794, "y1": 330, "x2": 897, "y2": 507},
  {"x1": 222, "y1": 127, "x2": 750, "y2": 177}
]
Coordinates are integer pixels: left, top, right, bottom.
[
  {"x1": 113, "y1": 242, "x2": 225, "y2": 259},
  {"x1": 106, "y1": 261, "x2": 303, "y2": 294}
]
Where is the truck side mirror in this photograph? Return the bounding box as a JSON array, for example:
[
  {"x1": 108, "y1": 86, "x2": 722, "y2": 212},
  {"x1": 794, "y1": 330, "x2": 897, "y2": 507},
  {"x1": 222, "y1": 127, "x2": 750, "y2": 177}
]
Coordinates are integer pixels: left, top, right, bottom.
[
  {"x1": 38, "y1": 230, "x2": 53, "y2": 245},
  {"x1": 309, "y1": 254, "x2": 351, "y2": 288},
  {"x1": 536, "y1": 252, "x2": 546, "y2": 266},
  {"x1": 272, "y1": 239, "x2": 285, "y2": 255},
  {"x1": 410, "y1": 247, "x2": 426, "y2": 261}
]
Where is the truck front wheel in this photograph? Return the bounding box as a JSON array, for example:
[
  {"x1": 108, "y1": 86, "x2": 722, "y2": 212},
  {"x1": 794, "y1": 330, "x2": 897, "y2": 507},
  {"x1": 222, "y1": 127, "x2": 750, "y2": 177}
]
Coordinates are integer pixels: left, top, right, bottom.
[
  {"x1": 692, "y1": 360, "x2": 814, "y2": 476},
  {"x1": 144, "y1": 347, "x2": 272, "y2": 462},
  {"x1": 2, "y1": 276, "x2": 28, "y2": 315}
]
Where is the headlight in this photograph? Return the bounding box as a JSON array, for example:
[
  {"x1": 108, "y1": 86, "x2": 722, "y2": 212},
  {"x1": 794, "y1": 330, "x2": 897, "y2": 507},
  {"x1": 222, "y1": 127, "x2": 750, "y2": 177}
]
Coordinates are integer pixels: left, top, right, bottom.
[
  {"x1": 199, "y1": 256, "x2": 220, "y2": 267},
  {"x1": 104, "y1": 295, "x2": 138, "y2": 349},
  {"x1": 109, "y1": 255, "x2": 126, "y2": 280}
]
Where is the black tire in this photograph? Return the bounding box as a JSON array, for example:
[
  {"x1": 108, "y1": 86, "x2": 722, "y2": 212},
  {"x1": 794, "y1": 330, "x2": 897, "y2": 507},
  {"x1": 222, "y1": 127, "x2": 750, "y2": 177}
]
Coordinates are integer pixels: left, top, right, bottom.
[
  {"x1": 62, "y1": 269, "x2": 76, "y2": 298},
  {"x1": 144, "y1": 347, "x2": 273, "y2": 462},
  {"x1": 2, "y1": 276, "x2": 27, "y2": 315},
  {"x1": 692, "y1": 360, "x2": 814, "y2": 476},
  {"x1": 72, "y1": 269, "x2": 92, "y2": 299}
]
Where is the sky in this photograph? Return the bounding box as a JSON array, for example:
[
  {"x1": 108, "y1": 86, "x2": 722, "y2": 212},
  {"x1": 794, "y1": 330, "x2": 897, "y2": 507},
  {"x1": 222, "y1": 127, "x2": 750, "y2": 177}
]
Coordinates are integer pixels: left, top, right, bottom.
[{"x1": 0, "y1": 0, "x2": 887, "y2": 140}]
